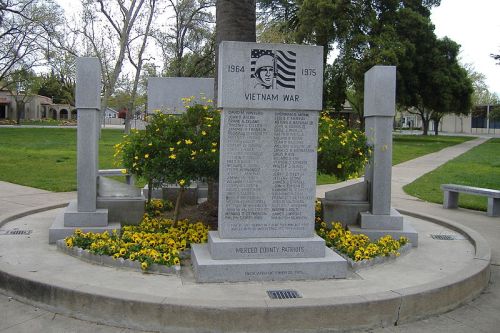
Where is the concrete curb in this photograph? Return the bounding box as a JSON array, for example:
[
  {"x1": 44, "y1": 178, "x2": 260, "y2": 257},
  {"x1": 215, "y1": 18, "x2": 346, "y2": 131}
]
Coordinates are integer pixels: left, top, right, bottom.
[
  {"x1": 0, "y1": 203, "x2": 69, "y2": 228},
  {"x1": 0, "y1": 208, "x2": 492, "y2": 333}
]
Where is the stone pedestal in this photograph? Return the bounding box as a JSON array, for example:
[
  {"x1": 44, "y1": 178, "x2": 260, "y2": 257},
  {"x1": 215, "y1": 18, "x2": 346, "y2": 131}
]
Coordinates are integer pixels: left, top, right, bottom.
[{"x1": 192, "y1": 42, "x2": 347, "y2": 282}]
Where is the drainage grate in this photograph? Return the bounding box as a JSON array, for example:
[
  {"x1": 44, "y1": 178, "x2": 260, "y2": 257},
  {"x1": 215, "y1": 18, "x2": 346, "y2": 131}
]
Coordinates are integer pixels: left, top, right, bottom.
[
  {"x1": 430, "y1": 234, "x2": 464, "y2": 241},
  {"x1": 267, "y1": 289, "x2": 302, "y2": 299},
  {"x1": 0, "y1": 229, "x2": 32, "y2": 236}
]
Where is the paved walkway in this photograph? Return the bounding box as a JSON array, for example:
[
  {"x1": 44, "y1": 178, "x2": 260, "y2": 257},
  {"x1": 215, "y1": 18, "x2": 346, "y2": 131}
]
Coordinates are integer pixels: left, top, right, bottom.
[{"x1": 0, "y1": 136, "x2": 499, "y2": 332}]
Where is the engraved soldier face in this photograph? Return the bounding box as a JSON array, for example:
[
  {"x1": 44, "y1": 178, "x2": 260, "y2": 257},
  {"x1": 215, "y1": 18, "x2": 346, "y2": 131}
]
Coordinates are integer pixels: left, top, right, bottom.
[
  {"x1": 254, "y1": 54, "x2": 275, "y2": 89},
  {"x1": 257, "y1": 66, "x2": 274, "y2": 86}
]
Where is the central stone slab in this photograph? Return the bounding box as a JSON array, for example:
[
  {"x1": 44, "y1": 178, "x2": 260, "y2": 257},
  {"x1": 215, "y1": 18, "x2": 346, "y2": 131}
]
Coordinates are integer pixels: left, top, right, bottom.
[{"x1": 191, "y1": 41, "x2": 347, "y2": 282}]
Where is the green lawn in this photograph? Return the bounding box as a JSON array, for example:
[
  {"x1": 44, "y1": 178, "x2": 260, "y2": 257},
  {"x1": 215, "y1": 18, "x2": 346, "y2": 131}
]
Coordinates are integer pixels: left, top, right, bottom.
[
  {"x1": 393, "y1": 135, "x2": 474, "y2": 165},
  {"x1": 0, "y1": 128, "x2": 123, "y2": 192},
  {"x1": 0, "y1": 128, "x2": 479, "y2": 191},
  {"x1": 404, "y1": 138, "x2": 500, "y2": 211}
]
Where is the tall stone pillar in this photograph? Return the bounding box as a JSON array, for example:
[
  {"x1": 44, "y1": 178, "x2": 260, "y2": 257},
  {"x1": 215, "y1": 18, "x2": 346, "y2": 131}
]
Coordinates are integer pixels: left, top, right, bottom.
[
  {"x1": 49, "y1": 58, "x2": 119, "y2": 244},
  {"x1": 350, "y1": 66, "x2": 418, "y2": 246}
]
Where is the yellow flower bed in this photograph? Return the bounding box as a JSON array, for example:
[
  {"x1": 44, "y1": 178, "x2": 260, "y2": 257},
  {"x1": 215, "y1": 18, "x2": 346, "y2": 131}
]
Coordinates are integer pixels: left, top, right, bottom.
[
  {"x1": 317, "y1": 221, "x2": 409, "y2": 261},
  {"x1": 315, "y1": 200, "x2": 408, "y2": 261},
  {"x1": 65, "y1": 214, "x2": 209, "y2": 271}
]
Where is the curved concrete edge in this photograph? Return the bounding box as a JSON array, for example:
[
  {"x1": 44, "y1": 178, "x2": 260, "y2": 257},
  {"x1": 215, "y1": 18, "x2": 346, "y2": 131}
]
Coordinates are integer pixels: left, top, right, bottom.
[
  {"x1": 0, "y1": 203, "x2": 69, "y2": 228},
  {"x1": 0, "y1": 207, "x2": 492, "y2": 333}
]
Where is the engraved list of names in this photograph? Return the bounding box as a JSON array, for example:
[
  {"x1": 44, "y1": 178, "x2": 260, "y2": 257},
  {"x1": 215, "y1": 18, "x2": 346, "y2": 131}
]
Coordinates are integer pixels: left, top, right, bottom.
[{"x1": 218, "y1": 109, "x2": 318, "y2": 238}]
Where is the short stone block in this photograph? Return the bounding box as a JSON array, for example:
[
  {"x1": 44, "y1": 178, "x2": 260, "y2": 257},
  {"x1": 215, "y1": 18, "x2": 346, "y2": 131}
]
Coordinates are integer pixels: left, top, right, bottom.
[
  {"x1": 359, "y1": 208, "x2": 404, "y2": 230},
  {"x1": 192, "y1": 244, "x2": 347, "y2": 282},
  {"x1": 63, "y1": 200, "x2": 108, "y2": 227},
  {"x1": 97, "y1": 197, "x2": 145, "y2": 225},
  {"x1": 443, "y1": 191, "x2": 459, "y2": 209},
  {"x1": 322, "y1": 199, "x2": 370, "y2": 226},
  {"x1": 208, "y1": 231, "x2": 326, "y2": 259},
  {"x1": 349, "y1": 221, "x2": 418, "y2": 247},
  {"x1": 49, "y1": 210, "x2": 120, "y2": 244},
  {"x1": 488, "y1": 197, "x2": 500, "y2": 217}
]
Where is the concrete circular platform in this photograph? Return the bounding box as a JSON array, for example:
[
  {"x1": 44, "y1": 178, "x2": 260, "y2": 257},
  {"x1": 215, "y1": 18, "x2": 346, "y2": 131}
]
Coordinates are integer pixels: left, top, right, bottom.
[{"x1": 0, "y1": 208, "x2": 490, "y2": 333}]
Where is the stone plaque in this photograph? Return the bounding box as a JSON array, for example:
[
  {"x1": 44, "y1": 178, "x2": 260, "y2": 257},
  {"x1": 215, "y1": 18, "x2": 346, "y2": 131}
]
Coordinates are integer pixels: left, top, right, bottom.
[
  {"x1": 218, "y1": 109, "x2": 318, "y2": 238},
  {"x1": 148, "y1": 77, "x2": 214, "y2": 114},
  {"x1": 218, "y1": 41, "x2": 323, "y2": 110}
]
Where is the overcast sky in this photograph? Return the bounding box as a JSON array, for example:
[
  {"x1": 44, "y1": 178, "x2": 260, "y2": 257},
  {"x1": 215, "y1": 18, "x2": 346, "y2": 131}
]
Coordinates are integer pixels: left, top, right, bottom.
[
  {"x1": 56, "y1": 0, "x2": 500, "y2": 95},
  {"x1": 431, "y1": 0, "x2": 500, "y2": 95}
]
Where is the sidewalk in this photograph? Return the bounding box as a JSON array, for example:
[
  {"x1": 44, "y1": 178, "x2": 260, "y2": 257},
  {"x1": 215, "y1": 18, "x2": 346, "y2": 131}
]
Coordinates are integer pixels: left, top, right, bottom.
[{"x1": 0, "y1": 137, "x2": 498, "y2": 332}]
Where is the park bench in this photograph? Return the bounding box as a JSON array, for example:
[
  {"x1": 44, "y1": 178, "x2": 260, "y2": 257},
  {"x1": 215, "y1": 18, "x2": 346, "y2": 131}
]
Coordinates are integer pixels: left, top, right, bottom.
[{"x1": 441, "y1": 184, "x2": 500, "y2": 217}]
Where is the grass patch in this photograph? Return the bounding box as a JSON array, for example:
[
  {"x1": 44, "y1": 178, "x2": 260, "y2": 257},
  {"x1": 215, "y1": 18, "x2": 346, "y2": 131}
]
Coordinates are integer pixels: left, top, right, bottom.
[
  {"x1": 0, "y1": 128, "x2": 123, "y2": 192},
  {"x1": 393, "y1": 135, "x2": 474, "y2": 165},
  {"x1": 317, "y1": 173, "x2": 340, "y2": 185},
  {"x1": 404, "y1": 139, "x2": 500, "y2": 211}
]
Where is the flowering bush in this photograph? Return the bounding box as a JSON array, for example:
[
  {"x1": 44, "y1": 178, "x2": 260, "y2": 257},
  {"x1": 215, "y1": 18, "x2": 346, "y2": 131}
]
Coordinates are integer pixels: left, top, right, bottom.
[
  {"x1": 317, "y1": 112, "x2": 371, "y2": 180},
  {"x1": 115, "y1": 97, "x2": 219, "y2": 221},
  {"x1": 64, "y1": 214, "x2": 209, "y2": 271}
]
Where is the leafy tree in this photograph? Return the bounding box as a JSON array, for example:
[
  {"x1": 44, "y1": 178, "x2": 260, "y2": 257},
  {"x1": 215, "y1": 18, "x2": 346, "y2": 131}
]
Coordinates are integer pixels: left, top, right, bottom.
[
  {"x1": 465, "y1": 65, "x2": 500, "y2": 106},
  {"x1": 153, "y1": 0, "x2": 215, "y2": 77},
  {"x1": 37, "y1": 72, "x2": 75, "y2": 105},
  {"x1": 4, "y1": 68, "x2": 42, "y2": 123}
]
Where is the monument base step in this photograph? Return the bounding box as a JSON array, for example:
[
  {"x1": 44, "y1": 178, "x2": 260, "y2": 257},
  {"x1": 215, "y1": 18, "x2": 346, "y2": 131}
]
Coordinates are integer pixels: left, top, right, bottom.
[
  {"x1": 349, "y1": 221, "x2": 418, "y2": 247},
  {"x1": 49, "y1": 208, "x2": 121, "y2": 244},
  {"x1": 191, "y1": 244, "x2": 347, "y2": 282},
  {"x1": 63, "y1": 200, "x2": 109, "y2": 227},
  {"x1": 359, "y1": 208, "x2": 404, "y2": 230},
  {"x1": 208, "y1": 231, "x2": 326, "y2": 259}
]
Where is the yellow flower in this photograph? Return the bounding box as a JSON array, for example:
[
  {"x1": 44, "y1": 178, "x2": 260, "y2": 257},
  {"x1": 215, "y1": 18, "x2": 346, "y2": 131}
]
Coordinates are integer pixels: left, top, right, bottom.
[
  {"x1": 169, "y1": 147, "x2": 175, "y2": 152},
  {"x1": 185, "y1": 139, "x2": 193, "y2": 145},
  {"x1": 191, "y1": 150, "x2": 197, "y2": 156},
  {"x1": 141, "y1": 262, "x2": 148, "y2": 270},
  {"x1": 178, "y1": 179, "x2": 186, "y2": 186},
  {"x1": 148, "y1": 143, "x2": 152, "y2": 146},
  {"x1": 176, "y1": 140, "x2": 181, "y2": 145},
  {"x1": 120, "y1": 169, "x2": 127, "y2": 174},
  {"x1": 173, "y1": 257, "x2": 180, "y2": 265},
  {"x1": 317, "y1": 147, "x2": 322, "y2": 152},
  {"x1": 169, "y1": 154, "x2": 176, "y2": 159},
  {"x1": 144, "y1": 153, "x2": 149, "y2": 159},
  {"x1": 337, "y1": 164, "x2": 342, "y2": 169},
  {"x1": 211, "y1": 142, "x2": 217, "y2": 147},
  {"x1": 201, "y1": 130, "x2": 207, "y2": 136},
  {"x1": 211, "y1": 149, "x2": 217, "y2": 153},
  {"x1": 134, "y1": 156, "x2": 138, "y2": 160}
]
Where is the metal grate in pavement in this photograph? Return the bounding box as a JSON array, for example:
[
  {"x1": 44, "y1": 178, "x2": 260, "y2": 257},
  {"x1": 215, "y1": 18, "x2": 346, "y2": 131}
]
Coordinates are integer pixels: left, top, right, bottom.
[
  {"x1": 0, "y1": 229, "x2": 32, "y2": 236},
  {"x1": 430, "y1": 234, "x2": 465, "y2": 240},
  {"x1": 267, "y1": 289, "x2": 302, "y2": 299}
]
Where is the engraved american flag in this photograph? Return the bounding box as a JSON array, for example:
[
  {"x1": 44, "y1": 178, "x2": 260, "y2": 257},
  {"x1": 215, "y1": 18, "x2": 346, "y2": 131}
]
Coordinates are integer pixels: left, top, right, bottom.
[{"x1": 275, "y1": 50, "x2": 296, "y2": 89}]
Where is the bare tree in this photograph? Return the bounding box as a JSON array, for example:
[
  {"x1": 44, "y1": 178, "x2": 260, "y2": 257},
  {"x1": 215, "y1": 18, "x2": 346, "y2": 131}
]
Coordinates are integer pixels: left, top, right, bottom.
[
  {"x1": 125, "y1": 0, "x2": 157, "y2": 132},
  {"x1": 78, "y1": 0, "x2": 147, "y2": 132},
  {"x1": 0, "y1": 0, "x2": 63, "y2": 88}
]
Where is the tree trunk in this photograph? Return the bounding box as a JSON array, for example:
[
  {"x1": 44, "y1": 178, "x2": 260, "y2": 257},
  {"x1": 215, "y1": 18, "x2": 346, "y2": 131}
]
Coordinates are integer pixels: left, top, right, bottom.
[
  {"x1": 214, "y1": 0, "x2": 256, "y2": 101},
  {"x1": 173, "y1": 186, "x2": 185, "y2": 224},
  {"x1": 422, "y1": 118, "x2": 430, "y2": 135},
  {"x1": 147, "y1": 179, "x2": 153, "y2": 204},
  {"x1": 433, "y1": 119, "x2": 440, "y2": 136}
]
